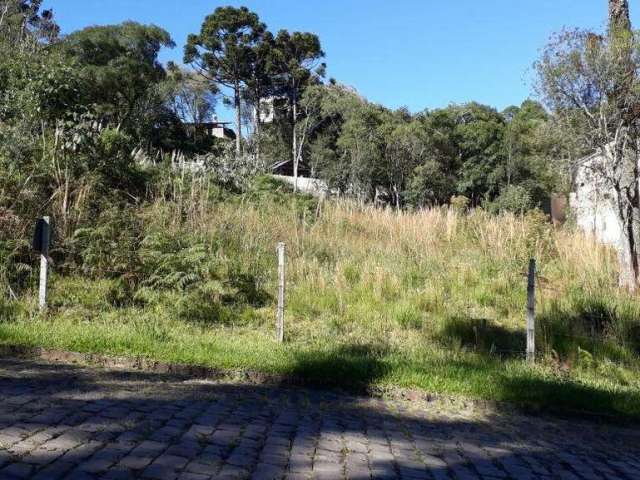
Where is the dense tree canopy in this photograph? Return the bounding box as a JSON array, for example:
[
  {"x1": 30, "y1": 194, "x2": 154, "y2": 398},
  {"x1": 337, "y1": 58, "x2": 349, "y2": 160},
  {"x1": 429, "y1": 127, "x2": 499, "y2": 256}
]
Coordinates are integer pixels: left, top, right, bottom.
[
  {"x1": 290, "y1": 83, "x2": 561, "y2": 209},
  {"x1": 0, "y1": 0, "x2": 565, "y2": 242},
  {"x1": 62, "y1": 22, "x2": 176, "y2": 138},
  {"x1": 0, "y1": 0, "x2": 59, "y2": 47}
]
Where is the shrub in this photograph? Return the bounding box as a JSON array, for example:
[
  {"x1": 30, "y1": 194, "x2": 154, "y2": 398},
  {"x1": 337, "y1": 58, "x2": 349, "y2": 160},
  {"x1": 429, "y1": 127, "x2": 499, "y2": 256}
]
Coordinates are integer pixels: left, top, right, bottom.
[
  {"x1": 488, "y1": 185, "x2": 534, "y2": 214},
  {"x1": 138, "y1": 231, "x2": 218, "y2": 292},
  {"x1": 0, "y1": 208, "x2": 34, "y2": 294}
]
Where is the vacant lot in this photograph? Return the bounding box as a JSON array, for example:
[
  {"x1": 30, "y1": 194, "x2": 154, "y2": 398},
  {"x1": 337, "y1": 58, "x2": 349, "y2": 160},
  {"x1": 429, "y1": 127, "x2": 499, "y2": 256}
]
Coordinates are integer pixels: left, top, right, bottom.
[{"x1": 1, "y1": 179, "x2": 640, "y2": 418}]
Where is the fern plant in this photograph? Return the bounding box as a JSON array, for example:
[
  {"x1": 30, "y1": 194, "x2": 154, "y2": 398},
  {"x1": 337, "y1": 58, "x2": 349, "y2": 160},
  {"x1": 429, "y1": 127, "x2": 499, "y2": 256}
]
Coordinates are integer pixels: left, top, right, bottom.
[
  {"x1": 135, "y1": 229, "x2": 244, "y2": 324},
  {"x1": 139, "y1": 232, "x2": 209, "y2": 290},
  {"x1": 69, "y1": 205, "x2": 142, "y2": 279}
]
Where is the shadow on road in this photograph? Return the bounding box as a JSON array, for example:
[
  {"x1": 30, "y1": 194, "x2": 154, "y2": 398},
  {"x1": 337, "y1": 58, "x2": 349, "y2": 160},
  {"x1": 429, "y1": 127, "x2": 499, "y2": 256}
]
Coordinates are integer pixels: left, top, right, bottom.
[{"x1": 0, "y1": 357, "x2": 637, "y2": 479}]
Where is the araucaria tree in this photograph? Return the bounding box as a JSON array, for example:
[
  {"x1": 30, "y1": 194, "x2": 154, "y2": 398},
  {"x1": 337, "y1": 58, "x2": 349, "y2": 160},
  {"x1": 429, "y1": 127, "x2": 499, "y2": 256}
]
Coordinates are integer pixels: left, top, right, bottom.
[
  {"x1": 536, "y1": 0, "x2": 640, "y2": 290},
  {"x1": 271, "y1": 30, "x2": 325, "y2": 190},
  {"x1": 184, "y1": 6, "x2": 265, "y2": 157},
  {"x1": 242, "y1": 31, "x2": 275, "y2": 168}
]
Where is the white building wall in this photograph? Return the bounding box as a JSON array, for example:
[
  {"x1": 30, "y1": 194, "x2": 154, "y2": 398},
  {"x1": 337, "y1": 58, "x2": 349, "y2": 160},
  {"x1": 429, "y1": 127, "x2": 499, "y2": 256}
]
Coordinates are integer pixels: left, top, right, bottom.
[
  {"x1": 272, "y1": 175, "x2": 330, "y2": 198},
  {"x1": 256, "y1": 97, "x2": 276, "y2": 124},
  {"x1": 570, "y1": 152, "x2": 623, "y2": 249}
]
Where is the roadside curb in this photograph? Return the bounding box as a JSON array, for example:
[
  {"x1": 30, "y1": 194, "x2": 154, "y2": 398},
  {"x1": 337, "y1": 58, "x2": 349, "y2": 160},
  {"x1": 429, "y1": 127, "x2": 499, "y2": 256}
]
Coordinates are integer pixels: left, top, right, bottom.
[
  {"x1": 0, "y1": 344, "x2": 292, "y2": 384},
  {"x1": 0, "y1": 343, "x2": 638, "y2": 429}
]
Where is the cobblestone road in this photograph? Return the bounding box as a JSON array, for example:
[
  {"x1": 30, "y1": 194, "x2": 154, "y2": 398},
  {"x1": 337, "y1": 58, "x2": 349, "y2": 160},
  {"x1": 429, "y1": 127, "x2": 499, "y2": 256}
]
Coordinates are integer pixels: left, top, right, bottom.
[{"x1": 0, "y1": 358, "x2": 638, "y2": 480}]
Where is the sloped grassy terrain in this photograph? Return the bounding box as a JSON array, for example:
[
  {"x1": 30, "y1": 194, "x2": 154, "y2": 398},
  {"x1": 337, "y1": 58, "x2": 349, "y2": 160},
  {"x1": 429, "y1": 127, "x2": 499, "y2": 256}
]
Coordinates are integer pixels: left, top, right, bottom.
[{"x1": 1, "y1": 177, "x2": 639, "y2": 418}]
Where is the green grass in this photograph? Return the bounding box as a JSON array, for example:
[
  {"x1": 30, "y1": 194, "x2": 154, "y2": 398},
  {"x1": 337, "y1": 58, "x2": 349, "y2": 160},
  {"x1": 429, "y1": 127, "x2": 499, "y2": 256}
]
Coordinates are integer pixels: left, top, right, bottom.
[
  {"x1": 1, "y1": 306, "x2": 638, "y2": 418},
  {"x1": 1, "y1": 178, "x2": 640, "y2": 419}
]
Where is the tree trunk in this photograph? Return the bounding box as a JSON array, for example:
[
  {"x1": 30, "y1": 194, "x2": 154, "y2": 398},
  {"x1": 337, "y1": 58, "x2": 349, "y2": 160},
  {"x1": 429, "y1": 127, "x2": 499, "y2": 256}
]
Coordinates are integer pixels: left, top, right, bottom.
[
  {"x1": 393, "y1": 184, "x2": 401, "y2": 210},
  {"x1": 608, "y1": 0, "x2": 639, "y2": 289},
  {"x1": 255, "y1": 98, "x2": 262, "y2": 169},
  {"x1": 292, "y1": 91, "x2": 298, "y2": 193},
  {"x1": 234, "y1": 82, "x2": 242, "y2": 157},
  {"x1": 609, "y1": 0, "x2": 631, "y2": 34},
  {"x1": 618, "y1": 205, "x2": 640, "y2": 291},
  {"x1": 613, "y1": 145, "x2": 640, "y2": 291}
]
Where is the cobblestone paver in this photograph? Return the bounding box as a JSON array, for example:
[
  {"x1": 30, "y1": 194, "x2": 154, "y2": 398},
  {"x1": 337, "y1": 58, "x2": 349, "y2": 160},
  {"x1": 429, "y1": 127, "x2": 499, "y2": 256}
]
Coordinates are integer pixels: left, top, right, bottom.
[{"x1": 0, "y1": 358, "x2": 638, "y2": 479}]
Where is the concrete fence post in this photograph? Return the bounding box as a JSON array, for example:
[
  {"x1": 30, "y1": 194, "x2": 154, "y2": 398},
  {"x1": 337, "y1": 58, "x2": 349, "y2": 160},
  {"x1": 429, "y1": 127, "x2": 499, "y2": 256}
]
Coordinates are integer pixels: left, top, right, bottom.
[
  {"x1": 276, "y1": 242, "x2": 286, "y2": 343},
  {"x1": 38, "y1": 216, "x2": 50, "y2": 311},
  {"x1": 526, "y1": 258, "x2": 536, "y2": 363}
]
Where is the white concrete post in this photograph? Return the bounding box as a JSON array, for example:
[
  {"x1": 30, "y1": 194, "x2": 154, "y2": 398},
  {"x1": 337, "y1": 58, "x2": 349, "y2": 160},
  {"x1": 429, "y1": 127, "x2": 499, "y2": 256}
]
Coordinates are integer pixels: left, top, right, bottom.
[
  {"x1": 276, "y1": 242, "x2": 285, "y2": 343},
  {"x1": 38, "y1": 216, "x2": 50, "y2": 311}
]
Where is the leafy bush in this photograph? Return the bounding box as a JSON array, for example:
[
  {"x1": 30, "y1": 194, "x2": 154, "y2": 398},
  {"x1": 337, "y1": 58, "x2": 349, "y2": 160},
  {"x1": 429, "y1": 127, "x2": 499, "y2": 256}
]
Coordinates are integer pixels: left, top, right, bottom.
[
  {"x1": 245, "y1": 175, "x2": 318, "y2": 218},
  {"x1": 488, "y1": 185, "x2": 534, "y2": 214},
  {"x1": 138, "y1": 231, "x2": 222, "y2": 292}
]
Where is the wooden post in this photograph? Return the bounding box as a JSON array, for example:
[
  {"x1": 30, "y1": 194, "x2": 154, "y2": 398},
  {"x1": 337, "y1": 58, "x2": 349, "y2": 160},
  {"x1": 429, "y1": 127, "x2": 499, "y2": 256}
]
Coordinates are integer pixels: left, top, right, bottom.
[
  {"x1": 526, "y1": 258, "x2": 536, "y2": 363},
  {"x1": 38, "y1": 216, "x2": 50, "y2": 311},
  {"x1": 276, "y1": 242, "x2": 285, "y2": 343}
]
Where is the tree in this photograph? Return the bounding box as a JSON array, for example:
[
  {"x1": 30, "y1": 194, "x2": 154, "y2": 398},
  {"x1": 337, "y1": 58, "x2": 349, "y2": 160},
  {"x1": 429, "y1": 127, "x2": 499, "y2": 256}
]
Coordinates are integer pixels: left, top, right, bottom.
[
  {"x1": 503, "y1": 101, "x2": 544, "y2": 187},
  {"x1": 271, "y1": 30, "x2": 325, "y2": 190},
  {"x1": 184, "y1": 6, "x2": 265, "y2": 157},
  {"x1": 378, "y1": 111, "x2": 427, "y2": 209},
  {"x1": 63, "y1": 22, "x2": 175, "y2": 137},
  {"x1": 164, "y1": 62, "x2": 219, "y2": 151},
  {"x1": 536, "y1": 0, "x2": 640, "y2": 290},
  {"x1": 0, "y1": 0, "x2": 59, "y2": 48},
  {"x1": 242, "y1": 31, "x2": 276, "y2": 168},
  {"x1": 500, "y1": 100, "x2": 560, "y2": 204},
  {"x1": 297, "y1": 83, "x2": 357, "y2": 185},
  {"x1": 447, "y1": 103, "x2": 506, "y2": 204},
  {"x1": 0, "y1": 1, "x2": 61, "y2": 108},
  {"x1": 0, "y1": 1, "x2": 82, "y2": 222},
  {"x1": 609, "y1": 0, "x2": 631, "y2": 33},
  {"x1": 166, "y1": 63, "x2": 217, "y2": 125},
  {"x1": 405, "y1": 109, "x2": 460, "y2": 207}
]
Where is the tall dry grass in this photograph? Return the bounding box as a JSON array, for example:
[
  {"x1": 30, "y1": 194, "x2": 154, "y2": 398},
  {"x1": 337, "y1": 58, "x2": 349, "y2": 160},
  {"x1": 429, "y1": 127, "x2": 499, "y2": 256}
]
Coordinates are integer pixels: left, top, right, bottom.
[
  {"x1": 148, "y1": 184, "x2": 632, "y2": 365},
  {"x1": 4, "y1": 176, "x2": 640, "y2": 414}
]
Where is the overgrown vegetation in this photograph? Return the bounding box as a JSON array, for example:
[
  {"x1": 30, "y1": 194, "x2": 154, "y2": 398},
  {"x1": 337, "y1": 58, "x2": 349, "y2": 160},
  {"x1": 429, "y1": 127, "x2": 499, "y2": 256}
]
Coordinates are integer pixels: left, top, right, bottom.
[
  {"x1": 0, "y1": 1, "x2": 639, "y2": 419},
  {"x1": 2, "y1": 174, "x2": 640, "y2": 417}
]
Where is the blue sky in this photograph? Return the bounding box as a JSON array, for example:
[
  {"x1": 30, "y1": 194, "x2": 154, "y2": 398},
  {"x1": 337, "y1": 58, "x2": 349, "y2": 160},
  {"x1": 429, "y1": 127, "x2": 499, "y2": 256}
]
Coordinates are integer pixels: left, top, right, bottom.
[{"x1": 44, "y1": 1, "x2": 633, "y2": 122}]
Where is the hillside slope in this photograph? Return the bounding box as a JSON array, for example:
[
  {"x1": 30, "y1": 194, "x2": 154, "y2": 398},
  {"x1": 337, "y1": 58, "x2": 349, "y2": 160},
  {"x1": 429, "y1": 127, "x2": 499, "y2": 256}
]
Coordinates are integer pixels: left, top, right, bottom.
[{"x1": 1, "y1": 177, "x2": 639, "y2": 417}]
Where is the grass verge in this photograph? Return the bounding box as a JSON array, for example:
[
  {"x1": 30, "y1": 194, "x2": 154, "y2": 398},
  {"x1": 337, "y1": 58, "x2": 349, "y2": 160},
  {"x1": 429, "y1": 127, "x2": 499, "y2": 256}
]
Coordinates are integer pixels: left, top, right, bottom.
[{"x1": 0, "y1": 309, "x2": 638, "y2": 420}]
